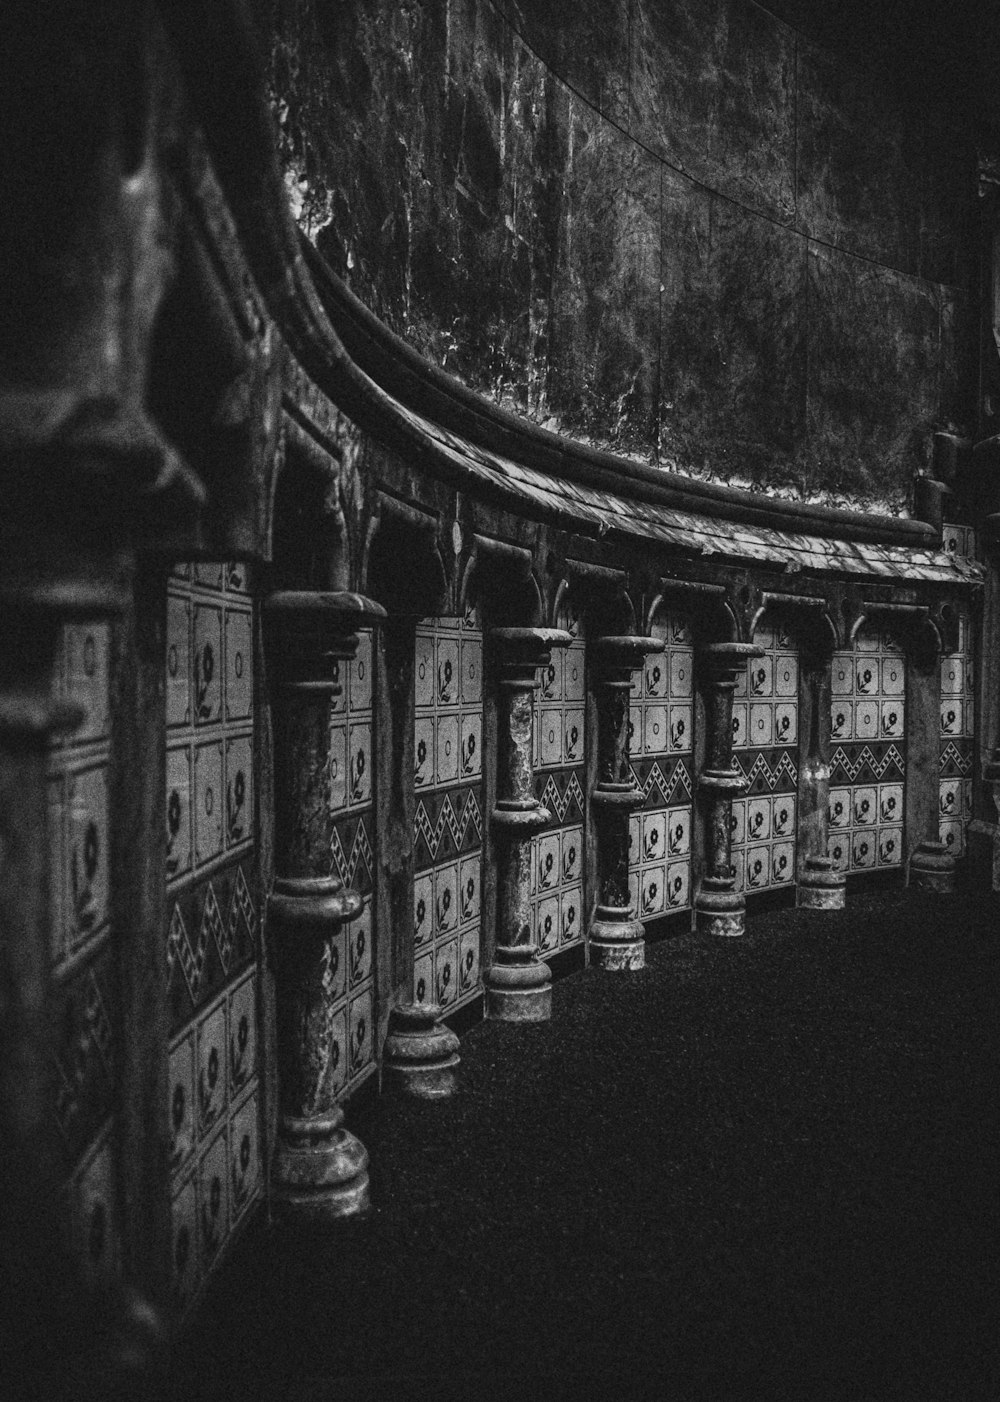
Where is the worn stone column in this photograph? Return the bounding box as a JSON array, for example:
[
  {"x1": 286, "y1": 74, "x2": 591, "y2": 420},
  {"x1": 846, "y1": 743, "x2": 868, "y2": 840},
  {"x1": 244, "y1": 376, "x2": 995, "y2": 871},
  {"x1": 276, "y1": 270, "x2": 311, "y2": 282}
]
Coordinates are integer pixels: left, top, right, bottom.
[
  {"x1": 378, "y1": 618, "x2": 460, "y2": 1097},
  {"x1": 796, "y1": 641, "x2": 846, "y2": 909},
  {"x1": 485, "y1": 627, "x2": 571, "y2": 1019},
  {"x1": 265, "y1": 590, "x2": 384, "y2": 1218},
  {"x1": 695, "y1": 642, "x2": 760, "y2": 937},
  {"x1": 588, "y1": 634, "x2": 664, "y2": 970}
]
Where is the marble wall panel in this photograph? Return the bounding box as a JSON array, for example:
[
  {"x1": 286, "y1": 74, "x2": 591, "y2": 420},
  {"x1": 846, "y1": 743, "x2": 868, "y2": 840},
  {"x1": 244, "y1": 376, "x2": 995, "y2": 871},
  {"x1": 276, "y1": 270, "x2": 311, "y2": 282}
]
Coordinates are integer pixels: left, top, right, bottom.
[{"x1": 493, "y1": 0, "x2": 630, "y2": 126}]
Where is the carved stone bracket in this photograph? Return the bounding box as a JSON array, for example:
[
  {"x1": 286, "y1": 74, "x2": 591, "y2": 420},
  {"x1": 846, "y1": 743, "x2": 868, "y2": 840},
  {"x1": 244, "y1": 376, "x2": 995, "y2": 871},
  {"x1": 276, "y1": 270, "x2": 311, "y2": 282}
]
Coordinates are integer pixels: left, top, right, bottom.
[
  {"x1": 485, "y1": 627, "x2": 571, "y2": 1020},
  {"x1": 695, "y1": 641, "x2": 761, "y2": 937},
  {"x1": 588, "y1": 634, "x2": 664, "y2": 971},
  {"x1": 264, "y1": 589, "x2": 385, "y2": 1219}
]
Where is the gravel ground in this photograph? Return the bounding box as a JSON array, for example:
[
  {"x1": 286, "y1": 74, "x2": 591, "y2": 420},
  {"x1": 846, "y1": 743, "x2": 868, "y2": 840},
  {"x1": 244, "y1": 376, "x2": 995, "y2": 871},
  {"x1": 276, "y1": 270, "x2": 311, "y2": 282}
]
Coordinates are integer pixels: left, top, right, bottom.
[{"x1": 173, "y1": 886, "x2": 999, "y2": 1401}]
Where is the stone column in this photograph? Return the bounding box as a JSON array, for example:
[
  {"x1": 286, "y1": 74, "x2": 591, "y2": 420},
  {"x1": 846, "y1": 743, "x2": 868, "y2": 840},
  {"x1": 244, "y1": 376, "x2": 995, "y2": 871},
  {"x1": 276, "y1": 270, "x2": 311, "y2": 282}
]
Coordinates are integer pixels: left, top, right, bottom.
[
  {"x1": 485, "y1": 627, "x2": 571, "y2": 1020},
  {"x1": 264, "y1": 589, "x2": 384, "y2": 1218},
  {"x1": 796, "y1": 641, "x2": 846, "y2": 909},
  {"x1": 588, "y1": 634, "x2": 664, "y2": 970},
  {"x1": 695, "y1": 642, "x2": 760, "y2": 937}
]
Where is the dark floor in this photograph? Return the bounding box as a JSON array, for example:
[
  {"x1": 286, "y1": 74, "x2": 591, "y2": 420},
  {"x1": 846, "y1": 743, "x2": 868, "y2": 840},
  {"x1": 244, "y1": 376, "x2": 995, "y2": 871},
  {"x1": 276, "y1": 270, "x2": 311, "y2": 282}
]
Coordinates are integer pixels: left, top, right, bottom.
[{"x1": 173, "y1": 887, "x2": 999, "y2": 1402}]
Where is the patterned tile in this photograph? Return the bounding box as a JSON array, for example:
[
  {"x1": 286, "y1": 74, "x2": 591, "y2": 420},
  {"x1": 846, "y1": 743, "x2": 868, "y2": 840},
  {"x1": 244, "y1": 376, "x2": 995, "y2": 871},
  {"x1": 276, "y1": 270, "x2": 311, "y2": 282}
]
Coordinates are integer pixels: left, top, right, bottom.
[
  {"x1": 938, "y1": 584, "x2": 975, "y2": 858},
  {"x1": 532, "y1": 629, "x2": 588, "y2": 951},
  {"x1": 829, "y1": 626, "x2": 906, "y2": 873},
  {"x1": 732, "y1": 622, "x2": 798, "y2": 893}
]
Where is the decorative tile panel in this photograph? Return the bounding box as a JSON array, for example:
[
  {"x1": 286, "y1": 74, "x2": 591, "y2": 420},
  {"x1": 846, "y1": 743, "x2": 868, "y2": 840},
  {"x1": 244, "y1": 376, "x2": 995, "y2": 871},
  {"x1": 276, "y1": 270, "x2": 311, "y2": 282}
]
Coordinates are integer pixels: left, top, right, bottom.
[
  {"x1": 628, "y1": 610, "x2": 694, "y2": 922},
  {"x1": 328, "y1": 629, "x2": 377, "y2": 1093},
  {"x1": 532, "y1": 616, "x2": 587, "y2": 954},
  {"x1": 414, "y1": 613, "x2": 483, "y2": 1008},
  {"x1": 731, "y1": 622, "x2": 798, "y2": 894},
  {"x1": 939, "y1": 594, "x2": 974, "y2": 858},
  {"x1": 166, "y1": 563, "x2": 261, "y2": 1316},
  {"x1": 829, "y1": 625, "x2": 906, "y2": 874}
]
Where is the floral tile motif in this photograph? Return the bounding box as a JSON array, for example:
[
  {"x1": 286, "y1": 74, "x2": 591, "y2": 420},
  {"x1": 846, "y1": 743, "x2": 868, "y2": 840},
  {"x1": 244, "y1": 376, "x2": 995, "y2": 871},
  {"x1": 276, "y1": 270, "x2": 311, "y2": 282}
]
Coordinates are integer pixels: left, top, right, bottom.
[
  {"x1": 69, "y1": 1120, "x2": 120, "y2": 1290},
  {"x1": 938, "y1": 590, "x2": 975, "y2": 859},
  {"x1": 414, "y1": 615, "x2": 484, "y2": 1007},
  {"x1": 829, "y1": 625, "x2": 906, "y2": 873},
  {"x1": 166, "y1": 564, "x2": 262, "y2": 1315},
  {"x1": 629, "y1": 611, "x2": 695, "y2": 920},
  {"x1": 732, "y1": 620, "x2": 799, "y2": 894}
]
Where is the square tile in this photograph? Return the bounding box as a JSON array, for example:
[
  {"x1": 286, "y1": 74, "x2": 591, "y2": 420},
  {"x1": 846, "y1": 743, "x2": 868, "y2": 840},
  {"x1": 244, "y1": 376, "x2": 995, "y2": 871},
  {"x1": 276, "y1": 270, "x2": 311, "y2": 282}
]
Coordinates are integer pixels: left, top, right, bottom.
[
  {"x1": 940, "y1": 818, "x2": 964, "y2": 857},
  {"x1": 65, "y1": 762, "x2": 110, "y2": 949},
  {"x1": 881, "y1": 654, "x2": 905, "y2": 696},
  {"x1": 748, "y1": 655, "x2": 773, "y2": 698},
  {"x1": 666, "y1": 807, "x2": 691, "y2": 857},
  {"x1": 639, "y1": 865, "x2": 666, "y2": 918},
  {"x1": 774, "y1": 702, "x2": 797, "y2": 747},
  {"x1": 193, "y1": 605, "x2": 223, "y2": 726},
  {"x1": 166, "y1": 595, "x2": 191, "y2": 728},
  {"x1": 322, "y1": 924, "x2": 348, "y2": 1003},
  {"x1": 536, "y1": 832, "x2": 560, "y2": 894},
  {"x1": 539, "y1": 656, "x2": 561, "y2": 704},
  {"x1": 830, "y1": 703, "x2": 853, "y2": 741},
  {"x1": 435, "y1": 716, "x2": 460, "y2": 786},
  {"x1": 458, "y1": 853, "x2": 481, "y2": 927},
  {"x1": 350, "y1": 631, "x2": 373, "y2": 713},
  {"x1": 629, "y1": 667, "x2": 642, "y2": 699},
  {"x1": 461, "y1": 637, "x2": 483, "y2": 704},
  {"x1": 328, "y1": 1006, "x2": 348, "y2": 1097},
  {"x1": 564, "y1": 649, "x2": 585, "y2": 701},
  {"x1": 561, "y1": 826, "x2": 583, "y2": 883},
  {"x1": 414, "y1": 718, "x2": 434, "y2": 788},
  {"x1": 198, "y1": 1126, "x2": 230, "y2": 1270},
  {"x1": 196, "y1": 998, "x2": 227, "y2": 1139},
  {"x1": 224, "y1": 607, "x2": 253, "y2": 721},
  {"x1": 771, "y1": 841, "x2": 795, "y2": 884},
  {"x1": 63, "y1": 622, "x2": 110, "y2": 742},
  {"x1": 564, "y1": 710, "x2": 585, "y2": 764},
  {"x1": 749, "y1": 703, "x2": 773, "y2": 748},
  {"x1": 414, "y1": 873, "x2": 434, "y2": 948},
  {"x1": 435, "y1": 637, "x2": 459, "y2": 707},
  {"x1": 855, "y1": 657, "x2": 879, "y2": 695},
  {"x1": 414, "y1": 632, "x2": 435, "y2": 708},
  {"x1": 228, "y1": 973, "x2": 257, "y2": 1096},
  {"x1": 644, "y1": 654, "x2": 668, "y2": 698},
  {"x1": 224, "y1": 736, "x2": 253, "y2": 849},
  {"x1": 74, "y1": 1133, "x2": 118, "y2": 1287},
  {"x1": 169, "y1": 1031, "x2": 196, "y2": 1176},
  {"x1": 734, "y1": 664, "x2": 748, "y2": 698},
  {"x1": 348, "y1": 897, "x2": 373, "y2": 988},
  {"x1": 665, "y1": 861, "x2": 690, "y2": 910},
  {"x1": 414, "y1": 951, "x2": 434, "y2": 1005},
  {"x1": 628, "y1": 813, "x2": 641, "y2": 869},
  {"x1": 877, "y1": 826, "x2": 902, "y2": 867},
  {"x1": 730, "y1": 798, "x2": 746, "y2": 846},
  {"x1": 828, "y1": 832, "x2": 849, "y2": 872},
  {"x1": 536, "y1": 894, "x2": 560, "y2": 954},
  {"x1": 853, "y1": 786, "x2": 877, "y2": 827},
  {"x1": 643, "y1": 704, "x2": 668, "y2": 756},
  {"x1": 171, "y1": 1175, "x2": 200, "y2": 1310},
  {"x1": 774, "y1": 655, "x2": 798, "y2": 696},
  {"x1": 348, "y1": 723, "x2": 372, "y2": 806},
  {"x1": 829, "y1": 789, "x2": 851, "y2": 830},
  {"x1": 560, "y1": 886, "x2": 583, "y2": 943},
  {"x1": 627, "y1": 869, "x2": 641, "y2": 918},
  {"x1": 193, "y1": 742, "x2": 224, "y2": 866},
  {"x1": 669, "y1": 650, "x2": 693, "y2": 698},
  {"x1": 229, "y1": 1089, "x2": 261, "y2": 1224},
  {"x1": 349, "y1": 989, "x2": 374, "y2": 1077},
  {"x1": 668, "y1": 704, "x2": 693, "y2": 753},
  {"x1": 324, "y1": 723, "x2": 347, "y2": 812},
  {"x1": 434, "y1": 863, "x2": 459, "y2": 938},
  {"x1": 731, "y1": 703, "x2": 747, "y2": 749},
  {"x1": 460, "y1": 713, "x2": 482, "y2": 780},
  {"x1": 540, "y1": 711, "x2": 563, "y2": 767},
  {"x1": 458, "y1": 928, "x2": 480, "y2": 998},
  {"x1": 641, "y1": 811, "x2": 667, "y2": 867},
  {"x1": 747, "y1": 797, "x2": 771, "y2": 845},
  {"x1": 628, "y1": 705, "x2": 642, "y2": 756},
  {"x1": 940, "y1": 698, "x2": 963, "y2": 738},
  {"x1": 851, "y1": 830, "x2": 876, "y2": 870},
  {"x1": 195, "y1": 562, "x2": 224, "y2": 590},
  {"x1": 879, "y1": 784, "x2": 903, "y2": 827},
  {"x1": 879, "y1": 700, "x2": 904, "y2": 739},
  {"x1": 856, "y1": 629, "x2": 879, "y2": 653},
  {"x1": 745, "y1": 845, "x2": 770, "y2": 891},
  {"x1": 832, "y1": 657, "x2": 854, "y2": 695},
  {"x1": 854, "y1": 701, "x2": 878, "y2": 740}
]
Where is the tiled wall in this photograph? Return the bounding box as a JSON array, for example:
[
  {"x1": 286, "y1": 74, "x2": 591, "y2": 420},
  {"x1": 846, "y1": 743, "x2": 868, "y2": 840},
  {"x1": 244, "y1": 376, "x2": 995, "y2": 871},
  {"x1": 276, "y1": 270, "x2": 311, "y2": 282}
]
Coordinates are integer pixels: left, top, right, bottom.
[
  {"x1": 531, "y1": 619, "x2": 586, "y2": 956},
  {"x1": 328, "y1": 629, "x2": 377, "y2": 1094},
  {"x1": 731, "y1": 621, "x2": 798, "y2": 894},
  {"x1": 166, "y1": 563, "x2": 262, "y2": 1316},
  {"x1": 413, "y1": 613, "x2": 484, "y2": 1010},
  {"x1": 49, "y1": 619, "x2": 121, "y2": 1288},
  {"x1": 628, "y1": 610, "x2": 694, "y2": 923},
  {"x1": 829, "y1": 625, "x2": 906, "y2": 874},
  {"x1": 940, "y1": 525, "x2": 977, "y2": 858}
]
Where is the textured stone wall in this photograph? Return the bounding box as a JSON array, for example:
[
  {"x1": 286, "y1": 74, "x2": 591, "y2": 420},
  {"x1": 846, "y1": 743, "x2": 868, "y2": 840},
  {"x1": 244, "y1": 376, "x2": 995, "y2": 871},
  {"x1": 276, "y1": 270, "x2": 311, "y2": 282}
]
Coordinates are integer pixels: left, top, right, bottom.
[{"x1": 265, "y1": 0, "x2": 972, "y2": 510}]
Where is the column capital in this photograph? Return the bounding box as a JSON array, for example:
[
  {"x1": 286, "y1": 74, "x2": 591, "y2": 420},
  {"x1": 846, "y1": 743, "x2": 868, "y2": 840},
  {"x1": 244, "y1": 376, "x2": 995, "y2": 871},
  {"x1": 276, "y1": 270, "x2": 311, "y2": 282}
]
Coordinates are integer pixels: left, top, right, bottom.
[
  {"x1": 489, "y1": 627, "x2": 572, "y2": 683},
  {"x1": 698, "y1": 640, "x2": 762, "y2": 680},
  {"x1": 591, "y1": 634, "x2": 663, "y2": 678},
  {"x1": 264, "y1": 589, "x2": 385, "y2": 687}
]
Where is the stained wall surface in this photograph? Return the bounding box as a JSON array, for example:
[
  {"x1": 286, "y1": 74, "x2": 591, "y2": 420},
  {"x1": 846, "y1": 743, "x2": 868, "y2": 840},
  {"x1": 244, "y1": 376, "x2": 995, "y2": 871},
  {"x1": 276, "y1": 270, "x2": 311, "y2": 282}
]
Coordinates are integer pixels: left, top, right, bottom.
[{"x1": 267, "y1": 0, "x2": 972, "y2": 509}]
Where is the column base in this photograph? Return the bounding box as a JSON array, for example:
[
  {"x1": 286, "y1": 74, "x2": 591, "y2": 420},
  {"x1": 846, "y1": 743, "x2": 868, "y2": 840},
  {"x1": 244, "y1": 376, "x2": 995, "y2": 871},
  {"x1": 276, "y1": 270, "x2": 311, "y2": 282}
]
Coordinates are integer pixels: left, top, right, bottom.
[
  {"x1": 909, "y1": 840, "x2": 957, "y2": 893},
  {"x1": 589, "y1": 908, "x2": 646, "y2": 970},
  {"x1": 382, "y1": 1003, "x2": 460, "y2": 1098},
  {"x1": 271, "y1": 1109, "x2": 370, "y2": 1220},
  {"x1": 485, "y1": 949, "x2": 552, "y2": 1021},
  {"x1": 695, "y1": 877, "x2": 746, "y2": 937},
  {"x1": 797, "y1": 855, "x2": 846, "y2": 910}
]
